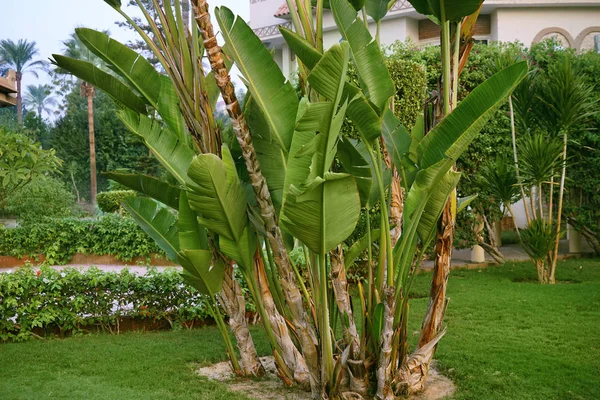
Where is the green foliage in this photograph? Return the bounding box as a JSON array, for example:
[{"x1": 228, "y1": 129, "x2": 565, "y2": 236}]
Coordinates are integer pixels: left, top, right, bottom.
[
  {"x1": 387, "y1": 58, "x2": 427, "y2": 129},
  {"x1": 0, "y1": 215, "x2": 164, "y2": 264},
  {"x1": 50, "y1": 88, "x2": 161, "y2": 200},
  {"x1": 565, "y1": 50, "x2": 600, "y2": 245},
  {"x1": 518, "y1": 133, "x2": 563, "y2": 187},
  {"x1": 3, "y1": 177, "x2": 76, "y2": 222},
  {"x1": 0, "y1": 266, "x2": 211, "y2": 342},
  {"x1": 97, "y1": 190, "x2": 136, "y2": 213},
  {"x1": 520, "y1": 218, "x2": 556, "y2": 261},
  {"x1": 0, "y1": 259, "x2": 598, "y2": 399},
  {"x1": 0, "y1": 127, "x2": 62, "y2": 203}
]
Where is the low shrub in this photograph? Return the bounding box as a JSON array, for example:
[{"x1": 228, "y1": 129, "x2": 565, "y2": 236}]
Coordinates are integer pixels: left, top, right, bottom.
[
  {"x1": 0, "y1": 215, "x2": 165, "y2": 264},
  {"x1": 3, "y1": 176, "x2": 76, "y2": 222},
  {"x1": 0, "y1": 266, "x2": 211, "y2": 342},
  {"x1": 97, "y1": 190, "x2": 136, "y2": 213}
]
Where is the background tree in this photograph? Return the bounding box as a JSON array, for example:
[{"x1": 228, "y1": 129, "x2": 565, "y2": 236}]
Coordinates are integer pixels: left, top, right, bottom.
[
  {"x1": 50, "y1": 87, "x2": 159, "y2": 201},
  {"x1": 23, "y1": 84, "x2": 57, "y2": 117},
  {"x1": 53, "y1": 31, "x2": 108, "y2": 206},
  {"x1": 0, "y1": 127, "x2": 61, "y2": 207},
  {"x1": 0, "y1": 39, "x2": 47, "y2": 125}
]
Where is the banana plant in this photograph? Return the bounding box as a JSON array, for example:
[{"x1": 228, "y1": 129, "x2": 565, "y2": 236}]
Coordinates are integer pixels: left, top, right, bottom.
[{"x1": 57, "y1": 0, "x2": 527, "y2": 397}]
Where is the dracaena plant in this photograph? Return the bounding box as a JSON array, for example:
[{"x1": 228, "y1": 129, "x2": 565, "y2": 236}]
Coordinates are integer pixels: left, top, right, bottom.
[{"x1": 54, "y1": 0, "x2": 526, "y2": 398}]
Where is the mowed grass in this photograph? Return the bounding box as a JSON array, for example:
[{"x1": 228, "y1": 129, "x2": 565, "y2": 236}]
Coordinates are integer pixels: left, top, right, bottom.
[{"x1": 1, "y1": 258, "x2": 599, "y2": 399}]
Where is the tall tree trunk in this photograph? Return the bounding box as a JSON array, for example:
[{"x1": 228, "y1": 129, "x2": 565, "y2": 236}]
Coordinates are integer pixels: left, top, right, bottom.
[
  {"x1": 191, "y1": 1, "x2": 319, "y2": 393},
  {"x1": 84, "y1": 83, "x2": 97, "y2": 206},
  {"x1": 509, "y1": 96, "x2": 531, "y2": 225},
  {"x1": 550, "y1": 130, "x2": 568, "y2": 284},
  {"x1": 16, "y1": 73, "x2": 23, "y2": 126},
  {"x1": 218, "y1": 262, "x2": 265, "y2": 377},
  {"x1": 479, "y1": 213, "x2": 505, "y2": 264}
]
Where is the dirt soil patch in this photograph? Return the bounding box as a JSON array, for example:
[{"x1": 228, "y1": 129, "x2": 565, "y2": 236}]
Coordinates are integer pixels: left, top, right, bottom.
[{"x1": 197, "y1": 357, "x2": 455, "y2": 400}]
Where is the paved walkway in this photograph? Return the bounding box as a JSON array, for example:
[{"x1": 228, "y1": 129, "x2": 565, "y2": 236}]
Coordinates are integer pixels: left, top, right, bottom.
[
  {"x1": 2, "y1": 240, "x2": 594, "y2": 275},
  {"x1": 421, "y1": 239, "x2": 595, "y2": 270}
]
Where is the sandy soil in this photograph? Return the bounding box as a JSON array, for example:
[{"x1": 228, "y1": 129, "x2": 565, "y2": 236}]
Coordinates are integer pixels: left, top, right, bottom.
[{"x1": 197, "y1": 357, "x2": 455, "y2": 400}]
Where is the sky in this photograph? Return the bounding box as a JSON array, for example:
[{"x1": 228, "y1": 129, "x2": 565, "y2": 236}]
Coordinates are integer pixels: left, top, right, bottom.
[{"x1": 0, "y1": 0, "x2": 250, "y2": 90}]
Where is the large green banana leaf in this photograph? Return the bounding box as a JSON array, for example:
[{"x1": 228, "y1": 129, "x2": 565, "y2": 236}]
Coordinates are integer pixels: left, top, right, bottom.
[
  {"x1": 330, "y1": 0, "x2": 394, "y2": 113},
  {"x1": 51, "y1": 55, "x2": 147, "y2": 114},
  {"x1": 282, "y1": 173, "x2": 361, "y2": 254},
  {"x1": 365, "y1": 0, "x2": 391, "y2": 22},
  {"x1": 177, "y1": 191, "x2": 224, "y2": 296},
  {"x1": 186, "y1": 146, "x2": 256, "y2": 269},
  {"x1": 418, "y1": 62, "x2": 528, "y2": 171},
  {"x1": 337, "y1": 138, "x2": 372, "y2": 207},
  {"x1": 281, "y1": 44, "x2": 361, "y2": 255},
  {"x1": 244, "y1": 96, "x2": 286, "y2": 214},
  {"x1": 122, "y1": 196, "x2": 179, "y2": 261},
  {"x1": 75, "y1": 28, "x2": 160, "y2": 109},
  {"x1": 381, "y1": 108, "x2": 412, "y2": 170},
  {"x1": 394, "y1": 61, "x2": 528, "y2": 279},
  {"x1": 74, "y1": 28, "x2": 187, "y2": 140},
  {"x1": 117, "y1": 111, "x2": 194, "y2": 186},
  {"x1": 407, "y1": 0, "x2": 481, "y2": 23},
  {"x1": 104, "y1": 172, "x2": 181, "y2": 210},
  {"x1": 177, "y1": 191, "x2": 209, "y2": 251},
  {"x1": 215, "y1": 6, "x2": 298, "y2": 154},
  {"x1": 280, "y1": 100, "x2": 319, "y2": 214},
  {"x1": 180, "y1": 250, "x2": 226, "y2": 296},
  {"x1": 279, "y1": 26, "x2": 385, "y2": 142}
]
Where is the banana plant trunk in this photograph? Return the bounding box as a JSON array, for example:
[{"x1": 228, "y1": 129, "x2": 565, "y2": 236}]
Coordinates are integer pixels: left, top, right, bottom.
[
  {"x1": 253, "y1": 252, "x2": 310, "y2": 388},
  {"x1": 218, "y1": 262, "x2": 265, "y2": 377},
  {"x1": 330, "y1": 245, "x2": 368, "y2": 395},
  {"x1": 192, "y1": 1, "x2": 320, "y2": 393}
]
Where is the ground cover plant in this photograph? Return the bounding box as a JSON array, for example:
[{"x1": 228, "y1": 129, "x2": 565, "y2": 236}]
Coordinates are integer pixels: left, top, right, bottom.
[
  {"x1": 0, "y1": 259, "x2": 598, "y2": 400},
  {"x1": 52, "y1": 0, "x2": 528, "y2": 397}
]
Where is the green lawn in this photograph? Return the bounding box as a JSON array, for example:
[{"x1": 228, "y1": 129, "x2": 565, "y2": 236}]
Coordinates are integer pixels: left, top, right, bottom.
[{"x1": 1, "y1": 259, "x2": 599, "y2": 399}]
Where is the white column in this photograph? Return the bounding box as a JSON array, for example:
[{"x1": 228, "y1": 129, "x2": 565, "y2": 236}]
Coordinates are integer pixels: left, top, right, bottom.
[
  {"x1": 471, "y1": 219, "x2": 486, "y2": 263},
  {"x1": 494, "y1": 220, "x2": 503, "y2": 247},
  {"x1": 281, "y1": 44, "x2": 292, "y2": 81},
  {"x1": 568, "y1": 224, "x2": 583, "y2": 253},
  {"x1": 471, "y1": 245, "x2": 486, "y2": 263}
]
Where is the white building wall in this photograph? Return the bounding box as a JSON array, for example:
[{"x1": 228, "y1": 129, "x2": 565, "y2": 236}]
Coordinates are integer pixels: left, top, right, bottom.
[
  {"x1": 249, "y1": 0, "x2": 286, "y2": 29},
  {"x1": 494, "y1": 7, "x2": 600, "y2": 47}
]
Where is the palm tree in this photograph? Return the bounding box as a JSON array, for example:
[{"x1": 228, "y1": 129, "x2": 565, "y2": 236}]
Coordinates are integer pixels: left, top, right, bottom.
[
  {"x1": 0, "y1": 39, "x2": 47, "y2": 125},
  {"x1": 23, "y1": 84, "x2": 57, "y2": 117},
  {"x1": 537, "y1": 57, "x2": 597, "y2": 283},
  {"x1": 55, "y1": 31, "x2": 106, "y2": 207}
]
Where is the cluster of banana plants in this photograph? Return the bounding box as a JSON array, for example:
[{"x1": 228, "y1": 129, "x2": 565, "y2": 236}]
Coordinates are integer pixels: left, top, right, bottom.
[{"x1": 53, "y1": 0, "x2": 526, "y2": 398}]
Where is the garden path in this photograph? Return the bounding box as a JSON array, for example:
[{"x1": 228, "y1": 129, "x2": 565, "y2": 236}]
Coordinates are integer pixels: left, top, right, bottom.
[{"x1": 14, "y1": 239, "x2": 590, "y2": 275}]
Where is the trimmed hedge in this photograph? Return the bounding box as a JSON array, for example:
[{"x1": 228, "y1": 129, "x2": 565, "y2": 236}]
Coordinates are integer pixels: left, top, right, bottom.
[
  {"x1": 97, "y1": 190, "x2": 136, "y2": 213},
  {"x1": 0, "y1": 215, "x2": 165, "y2": 264},
  {"x1": 0, "y1": 266, "x2": 210, "y2": 342}
]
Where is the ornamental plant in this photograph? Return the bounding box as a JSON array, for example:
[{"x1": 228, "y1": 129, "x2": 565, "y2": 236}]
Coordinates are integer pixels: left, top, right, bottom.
[{"x1": 53, "y1": 0, "x2": 526, "y2": 398}]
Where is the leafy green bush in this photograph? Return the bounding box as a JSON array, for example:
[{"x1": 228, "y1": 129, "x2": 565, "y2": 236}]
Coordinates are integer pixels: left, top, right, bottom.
[
  {"x1": 0, "y1": 266, "x2": 211, "y2": 342},
  {"x1": 0, "y1": 215, "x2": 165, "y2": 264},
  {"x1": 97, "y1": 190, "x2": 136, "y2": 213},
  {"x1": 0, "y1": 127, "x2": 61, "y2": 204},
  {"x1": 3, "y1": 176, "x2": 76, "y2": 222}
]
